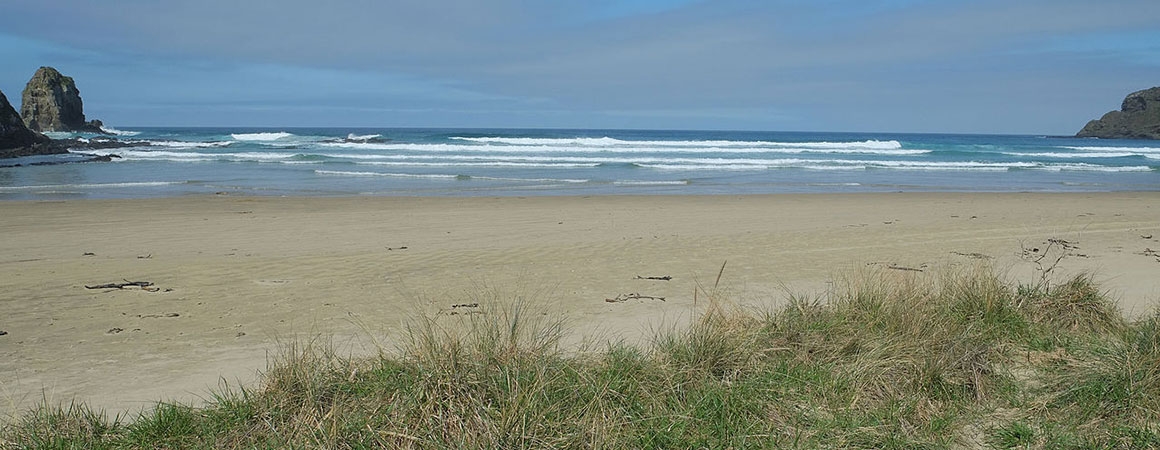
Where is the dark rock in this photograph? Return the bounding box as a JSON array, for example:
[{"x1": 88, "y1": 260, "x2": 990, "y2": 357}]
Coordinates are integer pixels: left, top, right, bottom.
[
  {"x1": 20, "y1": 67, "x2": 107, "y2": 134},
  {"x1": 1077, "y1": 87, "x2": 1160, "y2": 140},
  {"x1": 1, "y1": 89, "x2": 58, "y2": 158},
  {"x1": 52, "y1": 136, "x2": 150, "y2": 150},
  {"x1": 0, "y1": 153, "x2": 122, "y2": 169}
]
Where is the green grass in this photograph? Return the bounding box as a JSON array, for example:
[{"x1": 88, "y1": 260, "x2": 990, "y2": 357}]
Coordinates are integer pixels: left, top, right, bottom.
[{"x1": 3, "y1": 266, "x2": 1159, "y2": 449}]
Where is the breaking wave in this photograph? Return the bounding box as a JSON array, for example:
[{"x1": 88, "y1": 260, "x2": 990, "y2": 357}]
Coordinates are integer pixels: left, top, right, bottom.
[
  {"x1": 99, "y1": 126, "x2": 140, "y2": 136},
  {"x1": 231, "y1": 132, "x2": 295, "y2": 141}
]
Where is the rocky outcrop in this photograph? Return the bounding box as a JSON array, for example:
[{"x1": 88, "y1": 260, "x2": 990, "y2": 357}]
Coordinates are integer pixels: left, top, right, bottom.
[
  {"x1": 20, "y1": 66, "x2": 105, "y2": 133},
  {"x1": 1077, "y1": 87, "x2": 1160, "y2": 140},
  {"x1": 0, "y1": 89, "x2": 57, "y2": 158}
]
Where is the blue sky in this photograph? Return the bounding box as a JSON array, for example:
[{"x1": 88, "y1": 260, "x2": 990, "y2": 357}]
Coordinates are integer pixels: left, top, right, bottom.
[{"x1": 1, "y1": 0, "x2": 1158, "y2": 134}]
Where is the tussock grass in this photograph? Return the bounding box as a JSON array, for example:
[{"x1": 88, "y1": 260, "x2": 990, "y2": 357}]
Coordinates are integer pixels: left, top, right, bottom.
[{"x1": 4, "y1": 265, "x2": 1159, "y2": 449}]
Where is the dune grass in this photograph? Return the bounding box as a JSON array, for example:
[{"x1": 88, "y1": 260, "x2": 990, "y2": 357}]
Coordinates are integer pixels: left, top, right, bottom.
[{"x1": 4, "y1": 266, "x2": 1159, "y2": 449}]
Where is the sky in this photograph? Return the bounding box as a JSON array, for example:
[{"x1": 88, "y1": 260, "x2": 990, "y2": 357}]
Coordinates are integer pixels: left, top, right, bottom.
[{"x1": 1, "y1": 0, "x2": 1158, "y2": 134}]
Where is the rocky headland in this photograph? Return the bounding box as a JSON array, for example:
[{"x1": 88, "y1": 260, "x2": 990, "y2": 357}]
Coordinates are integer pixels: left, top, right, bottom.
[
  {"x1": 1077, "y1": 87, "x2": 1160, "y2": 140},
  {"x1": 2, "y1": 67, "x2": 142, "y2": 162},
  {"x1": 20, "y1": 66, "x2": 107, "y2": 134}
]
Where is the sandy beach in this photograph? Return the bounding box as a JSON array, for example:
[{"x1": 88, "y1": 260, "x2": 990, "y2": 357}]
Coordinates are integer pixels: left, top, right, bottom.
[{"x1": 1, "y1": 192, "x2": 1158, "y2": 419}]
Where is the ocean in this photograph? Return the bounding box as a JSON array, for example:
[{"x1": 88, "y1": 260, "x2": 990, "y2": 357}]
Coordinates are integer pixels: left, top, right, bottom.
[{"x1": 1, "y1": 127, "x2": 1157, "y2": 199}]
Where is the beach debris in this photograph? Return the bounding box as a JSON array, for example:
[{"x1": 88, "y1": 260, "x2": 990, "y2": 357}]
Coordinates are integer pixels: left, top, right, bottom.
[
  {"x1": 635, "y1": 275, "x2": 672, "y2": 281},
  {"x1": 387, "y1": 246, "x2": 409, "y2": 251},
  {"x1": 867, "y1": 262, "x2": 927, "y2": 272},
  {"x1": 1143, "y1": 234, "x2": 1154, "y2": 240},
  {"x1": 1021, "y1": 238, "x2": 1081, "y2": 261},
  {"x1": 951, "y1": 251, "x2": 992, "y2": 260},
  {"x1": 605, "y1": 293, "x2": 666, "y2": 303},
  {"x1": 82, "y1": 252, "x2": 95, "y2": 256},
  {"x1": 136, "y1": 254, "x2": 151, "y2": 259},
  {"x1": 0, "y1": 330, "x2": 8, "y2": 336},
  {"x1": 447, "y1": 302, "x2": 482, "y2": 315},
  {"x1": 85, "y1": 280, "x2": 159, "y2": 291},
  {"x1": 106, "y1": 328, "x2": 123, "y2": 335},
  {"x1": 137, "y1": 313, "x2": 180, "y2": 319}
]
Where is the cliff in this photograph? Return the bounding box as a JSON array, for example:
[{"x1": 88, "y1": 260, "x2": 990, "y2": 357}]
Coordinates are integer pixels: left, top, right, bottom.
[
  {"x1": 1077, "y1": 87, "x2": 1160, "y2": 140},
  {"x1": 0, "y1": 89, "x2": 57, "y2": 158}
]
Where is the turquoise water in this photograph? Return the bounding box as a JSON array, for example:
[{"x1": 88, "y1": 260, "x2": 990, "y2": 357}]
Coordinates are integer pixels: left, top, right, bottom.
[{"x1": 1, "y1": 127, "x2": 1158, "y2": 199}]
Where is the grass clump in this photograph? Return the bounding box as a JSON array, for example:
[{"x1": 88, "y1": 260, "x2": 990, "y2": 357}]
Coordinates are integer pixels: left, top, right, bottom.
[{"x1": 3, "y1": 265, "x2": 1158, "y2": 449}]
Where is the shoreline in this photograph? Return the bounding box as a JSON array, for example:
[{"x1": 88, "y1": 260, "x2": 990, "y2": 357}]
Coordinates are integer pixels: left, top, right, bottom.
[{"x1": 2, "y1": 191, "x2": 1159, "y2": 418}]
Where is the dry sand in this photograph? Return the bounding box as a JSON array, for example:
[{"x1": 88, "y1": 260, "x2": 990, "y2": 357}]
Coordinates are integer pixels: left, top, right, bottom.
[{"x1": 1, "y1": 192, "x2": 1159, "y2": 419}]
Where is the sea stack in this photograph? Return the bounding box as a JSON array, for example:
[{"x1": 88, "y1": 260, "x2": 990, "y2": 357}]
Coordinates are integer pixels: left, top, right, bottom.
[
  {"x1": 1076, "y1": 87, "x2": 1160, "y2": 140},
  {"x1": 0, "y1": 89, "x2": 56, "y2": 158},
  {"x1": 20, "y1": 66, "x2": 106, "y2": 133}
]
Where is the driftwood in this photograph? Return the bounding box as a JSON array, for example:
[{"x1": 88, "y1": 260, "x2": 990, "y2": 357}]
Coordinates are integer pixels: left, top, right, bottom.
[
  {"x1": 867, "y1": 262, "x2": 926, "y2": 272},
  {"x1": 85, "y1": 280, "x2": 157, "y2": 291},
  {"x1": 635, "y1": 275, "x2": 672, "y2": 281},
  {"x1": 951, "y1": 251, "x2": 992, "y2": 260},
  {"x1": 605, "y1": 293, "x2": 666, "y2": 303}
]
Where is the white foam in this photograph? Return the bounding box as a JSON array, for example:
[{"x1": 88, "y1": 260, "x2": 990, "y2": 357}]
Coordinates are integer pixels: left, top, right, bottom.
[
  {"x1": 638, "y1": 164, "x2": 773, "y2": 171},
  {"x1": 111, "y1": 150, "x2": 299, "y2": 162},
  {"x1": 0, "y1": 181, "x2": 182, "y2": 191},
  {"x1": 612, "y1": 180, "x2": 690, "y2": 186},
  {"x1": 326, "y1": 152, "x2": 800, "y2": 166},
  {"x1": 1029, "y1": 164, "x2": 1154, "y2": 172},
  {"x1": 1004, "y1": 152, "x2": 1139, "y2": 158},
  {"x1": 468, "y1": 176, "x2": 589, "y2": 183},
  {"x1": 147, "y1": 140, "x2": 232, "y2": 148},
  {"x1": 321, "y1": 140, "x2": 923, "y2": 156},
  {"x1": 231, "y1": 132, "x2": 294, "y2": 141},
  {"x1": 800, "y1": 165, "x2": 868, "y2": 171},
  {"x1": 99, "y1": 126, "x2": 140, "y2": 136},
  {"x1": 314, "y1": 170, "x2": 458, "y2": 179},
  {"x1": 1062, "y1": 146, "x2": 1160, "y2": 153},
  {"x1": 356, "y1": 161, "x2": 601, "y2": 168},
  {"x1": 450, "y1": 136, "x2": 904, "y2": 150},
  {"x1": 347, "y1": 133, "x2": 382, "y2": 141},
  {"x1": 862, "y1": 160, "x2": 1037, "y2": 169}
]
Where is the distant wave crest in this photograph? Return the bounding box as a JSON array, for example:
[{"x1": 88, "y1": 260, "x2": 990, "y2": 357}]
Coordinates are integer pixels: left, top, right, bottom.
[{"x1": 231, "y1": 132, "x2": 294, "y2": 141}]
